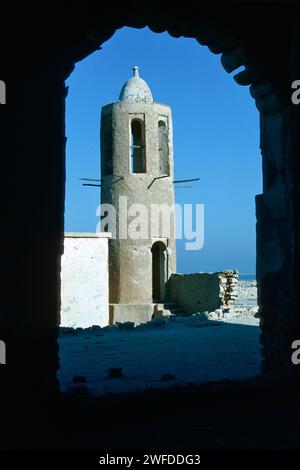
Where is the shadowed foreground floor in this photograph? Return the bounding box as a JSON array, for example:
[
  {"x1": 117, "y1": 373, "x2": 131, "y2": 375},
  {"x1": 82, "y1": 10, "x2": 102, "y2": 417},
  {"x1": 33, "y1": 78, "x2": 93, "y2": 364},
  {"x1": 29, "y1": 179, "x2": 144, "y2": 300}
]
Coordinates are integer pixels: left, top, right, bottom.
[
  {"x1": 2, "y1": 379, "x2": 298, "y2": 453},
  {"x1": 59, "y1": 316, "x2": 260, "y2": 395}
]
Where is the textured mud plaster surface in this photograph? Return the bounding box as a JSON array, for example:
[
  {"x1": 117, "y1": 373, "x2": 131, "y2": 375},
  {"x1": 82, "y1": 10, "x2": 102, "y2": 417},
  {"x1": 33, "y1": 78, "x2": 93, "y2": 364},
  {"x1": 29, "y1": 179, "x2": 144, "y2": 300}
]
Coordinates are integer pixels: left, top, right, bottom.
[
  {"x1": 101, "y1": 77, "x2": 176, "y2": 305},
  {"x1": 60, "y1": 233, "x2": 110, "y2": 328},
  {"x1": 169, "y1": 271, "x2": 239, "y2": 314}
]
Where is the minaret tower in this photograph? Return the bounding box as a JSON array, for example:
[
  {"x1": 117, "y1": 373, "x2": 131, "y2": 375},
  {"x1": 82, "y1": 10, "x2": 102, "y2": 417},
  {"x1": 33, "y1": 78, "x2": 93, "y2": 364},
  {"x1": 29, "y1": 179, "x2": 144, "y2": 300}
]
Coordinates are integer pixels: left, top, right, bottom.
[{"x1": 101, "y1": 66, "x2": 176, "y2": 324}]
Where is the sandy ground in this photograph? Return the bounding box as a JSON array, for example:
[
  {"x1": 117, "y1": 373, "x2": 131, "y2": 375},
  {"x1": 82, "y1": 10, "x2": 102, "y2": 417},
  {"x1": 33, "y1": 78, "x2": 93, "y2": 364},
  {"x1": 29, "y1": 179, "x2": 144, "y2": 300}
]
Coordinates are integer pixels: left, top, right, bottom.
[{"x1": 58, "y1": 281, "x2": 260, "y2": 395}]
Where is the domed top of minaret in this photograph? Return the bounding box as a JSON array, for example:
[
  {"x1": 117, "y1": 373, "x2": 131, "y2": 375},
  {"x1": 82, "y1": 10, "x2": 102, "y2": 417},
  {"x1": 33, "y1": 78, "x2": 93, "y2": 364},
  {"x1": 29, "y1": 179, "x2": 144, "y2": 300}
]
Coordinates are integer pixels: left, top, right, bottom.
[{"x1": 119, "y1": 66, "x2": 153, "y2": 104}]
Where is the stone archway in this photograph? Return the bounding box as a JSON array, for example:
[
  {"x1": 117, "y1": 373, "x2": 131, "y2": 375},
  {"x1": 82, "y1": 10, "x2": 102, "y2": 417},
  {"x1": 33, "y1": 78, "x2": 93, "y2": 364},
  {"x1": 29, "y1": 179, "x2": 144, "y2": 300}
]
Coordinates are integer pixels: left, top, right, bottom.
[{"x1": 60, "y1": 10, "x2": 295, "y2": 381}]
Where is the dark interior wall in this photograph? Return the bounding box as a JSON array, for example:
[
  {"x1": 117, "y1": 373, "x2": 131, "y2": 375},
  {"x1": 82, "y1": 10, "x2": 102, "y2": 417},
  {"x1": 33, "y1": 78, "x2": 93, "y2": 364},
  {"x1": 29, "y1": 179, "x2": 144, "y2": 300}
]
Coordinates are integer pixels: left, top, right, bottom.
[
  {"x1": 0, "y1": 2, "x2": 299, "y2": 438},
  {"x1": 0, "y1": 50, "x2": 66, "y2": 432}
]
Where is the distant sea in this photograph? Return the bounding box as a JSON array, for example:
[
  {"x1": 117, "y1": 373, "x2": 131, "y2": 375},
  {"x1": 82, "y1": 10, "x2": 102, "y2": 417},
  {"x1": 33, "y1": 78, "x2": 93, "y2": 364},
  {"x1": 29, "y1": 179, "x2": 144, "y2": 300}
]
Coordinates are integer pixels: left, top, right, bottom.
[{"x1": 239, "y1": 274, "x2": 256, "y2": 281}]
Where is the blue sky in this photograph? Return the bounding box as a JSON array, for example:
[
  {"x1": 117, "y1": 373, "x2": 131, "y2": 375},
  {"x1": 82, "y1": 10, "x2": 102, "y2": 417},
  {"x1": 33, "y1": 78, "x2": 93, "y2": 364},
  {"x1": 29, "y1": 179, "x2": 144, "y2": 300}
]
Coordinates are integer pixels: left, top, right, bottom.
[{"x1": 65, "y1": 27, "x2": 261, "y2": 274}]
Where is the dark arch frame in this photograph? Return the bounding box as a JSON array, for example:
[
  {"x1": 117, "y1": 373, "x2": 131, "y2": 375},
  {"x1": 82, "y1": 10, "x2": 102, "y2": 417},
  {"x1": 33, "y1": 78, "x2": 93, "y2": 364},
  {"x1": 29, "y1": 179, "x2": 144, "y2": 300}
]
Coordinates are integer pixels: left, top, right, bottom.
[
  {"x1": 61, "y1": 15, "x2": 298, "y2": 385},
  {"x1": 60, "y1": 15, "x2": 296, "y2": 382}
]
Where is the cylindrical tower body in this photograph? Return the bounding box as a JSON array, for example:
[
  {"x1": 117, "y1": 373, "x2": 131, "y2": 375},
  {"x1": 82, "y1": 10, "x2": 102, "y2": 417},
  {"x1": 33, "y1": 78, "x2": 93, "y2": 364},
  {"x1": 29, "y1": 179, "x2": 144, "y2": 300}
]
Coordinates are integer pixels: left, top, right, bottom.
[{"x1": 101, "y1": 67, "x2": 176, "y2": 309}]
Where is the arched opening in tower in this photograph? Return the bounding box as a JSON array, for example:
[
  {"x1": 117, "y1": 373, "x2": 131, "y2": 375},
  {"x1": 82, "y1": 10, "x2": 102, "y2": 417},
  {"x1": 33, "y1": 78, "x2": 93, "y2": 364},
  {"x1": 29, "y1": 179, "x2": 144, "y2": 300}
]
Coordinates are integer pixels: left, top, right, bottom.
[
  {"x1": 158, "y1": 120, "x2": 170, "y2": 175},
  {"x1": 152, "y1": 241, "x2": 167, "y2": 302},
  {"x1": 130, "y1": 119, "x2": 146, "y2": 173}
]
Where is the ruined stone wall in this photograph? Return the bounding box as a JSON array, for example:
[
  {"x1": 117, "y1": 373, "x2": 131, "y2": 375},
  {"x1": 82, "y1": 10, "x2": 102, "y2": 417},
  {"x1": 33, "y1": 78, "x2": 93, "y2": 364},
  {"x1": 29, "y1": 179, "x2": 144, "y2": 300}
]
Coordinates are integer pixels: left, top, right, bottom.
[
  {"x1": 169, "y1": 270, "x2": 239, "y2": 314},
  {"x1": 219, "y1": 270, "x2": 239, "y2": 307},
  {"x1": 60, "y1": 233, "x2": 110, "y2": 328},
  {"x1": 249, "y1": 80, "x2": 296, "y2": 379}
]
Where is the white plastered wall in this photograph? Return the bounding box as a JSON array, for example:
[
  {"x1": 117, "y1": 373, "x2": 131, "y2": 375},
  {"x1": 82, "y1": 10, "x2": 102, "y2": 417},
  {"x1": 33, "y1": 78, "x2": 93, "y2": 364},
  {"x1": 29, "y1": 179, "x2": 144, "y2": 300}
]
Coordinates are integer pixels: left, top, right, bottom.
[{"x1": 60, "y1": 233, "x2": 110, "y2": 328}]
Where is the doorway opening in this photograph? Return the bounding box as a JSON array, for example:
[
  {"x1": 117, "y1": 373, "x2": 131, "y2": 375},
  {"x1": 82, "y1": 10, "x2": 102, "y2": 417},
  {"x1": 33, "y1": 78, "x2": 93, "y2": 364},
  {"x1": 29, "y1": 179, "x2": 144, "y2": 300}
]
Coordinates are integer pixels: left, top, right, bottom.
[{"x1": 152, "y1": 241, "x2": 167, "y2": 302}]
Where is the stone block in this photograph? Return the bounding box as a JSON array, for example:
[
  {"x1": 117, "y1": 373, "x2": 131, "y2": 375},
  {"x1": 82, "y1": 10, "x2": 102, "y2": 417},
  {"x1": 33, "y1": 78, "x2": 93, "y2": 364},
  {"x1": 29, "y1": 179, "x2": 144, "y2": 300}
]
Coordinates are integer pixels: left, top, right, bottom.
[{"x1": 109, "y1": 303, "x2": 154, "y2": 326}]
